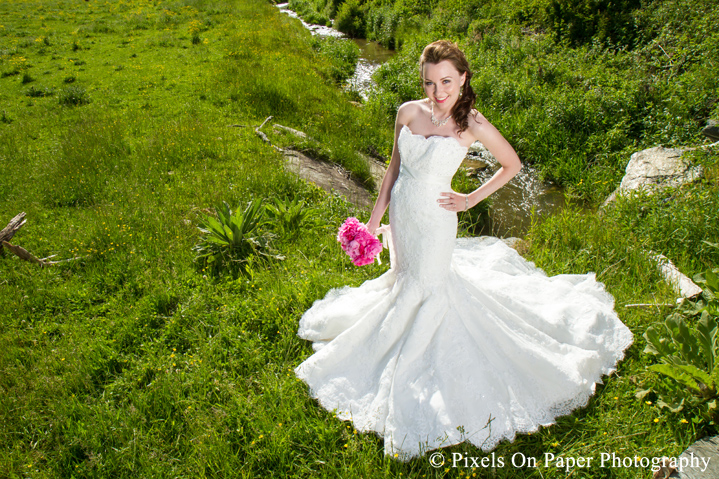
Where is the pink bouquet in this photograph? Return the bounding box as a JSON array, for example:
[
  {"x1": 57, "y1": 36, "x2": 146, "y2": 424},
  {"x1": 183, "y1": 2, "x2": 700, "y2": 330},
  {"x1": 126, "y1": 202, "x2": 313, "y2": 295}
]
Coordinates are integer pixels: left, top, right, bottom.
[{"x1": 337, "y1": 217, "x2": 383, "y2": 266}]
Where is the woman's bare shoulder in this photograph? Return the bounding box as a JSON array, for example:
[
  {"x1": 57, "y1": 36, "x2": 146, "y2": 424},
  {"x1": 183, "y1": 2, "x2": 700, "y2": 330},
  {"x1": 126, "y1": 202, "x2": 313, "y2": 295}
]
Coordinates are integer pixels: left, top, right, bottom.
[
  {"x1": 397, "y1": 99, "x2": 428, "y2": 125},
  {"x1": 466, "y1": 108, "x2": 491, "y2": 138}
]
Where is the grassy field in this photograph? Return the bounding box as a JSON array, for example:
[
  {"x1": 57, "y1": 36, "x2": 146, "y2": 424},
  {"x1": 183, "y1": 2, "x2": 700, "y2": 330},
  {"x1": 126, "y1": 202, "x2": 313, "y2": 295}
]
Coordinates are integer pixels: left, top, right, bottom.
[{"x1": 1, "y1": 0, "x2": 718, "y2": 478}]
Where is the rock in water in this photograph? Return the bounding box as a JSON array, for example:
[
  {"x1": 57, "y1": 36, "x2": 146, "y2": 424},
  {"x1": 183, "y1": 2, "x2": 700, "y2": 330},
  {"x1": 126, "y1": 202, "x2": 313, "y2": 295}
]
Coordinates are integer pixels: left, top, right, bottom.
[
  {"x1": 668, "y1": 435, "x2": 719, "y2": 478},
  {"x1": 702, "y1": 119, "x2": 719, "y2": 141},
  {"x1": 603, "y1": 146, "x2": 703, "y2": 206}
]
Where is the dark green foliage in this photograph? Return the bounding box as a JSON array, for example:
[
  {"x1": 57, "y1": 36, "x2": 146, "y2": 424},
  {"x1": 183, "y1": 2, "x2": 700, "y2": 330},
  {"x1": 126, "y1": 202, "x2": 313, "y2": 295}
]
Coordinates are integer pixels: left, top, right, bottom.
[
  {"x1": 544, "y1": 0, "x2": 642, "y2": 47},
  {"x1": 639, "y1": 271, "x2": 719, "y2": 424},
  {"x1": 335, "y1": 0, "x2": 366, "y2": 37},
  {"x1": 287, "y1": 0, "x2": 331, "y2": 25},
  {"x1": 59, "y1": 85, "x2": 90, "y2": 106},
  {"x1": 25, "y1": 85, "x2": 53, "y2": 97},
  {"x1": 364, "y1": 5, "x2": 399, "y2": 49}
]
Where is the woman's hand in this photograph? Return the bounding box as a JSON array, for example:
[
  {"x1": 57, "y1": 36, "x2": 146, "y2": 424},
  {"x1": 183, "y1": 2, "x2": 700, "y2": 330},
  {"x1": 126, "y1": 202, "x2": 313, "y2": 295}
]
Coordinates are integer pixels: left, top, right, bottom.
[
  {"x1": 438, "y1": 191, "x2": 471, "y2": 212},
  {"x1": 366, "y1": 216, "x2": 381, "y2": 236}
]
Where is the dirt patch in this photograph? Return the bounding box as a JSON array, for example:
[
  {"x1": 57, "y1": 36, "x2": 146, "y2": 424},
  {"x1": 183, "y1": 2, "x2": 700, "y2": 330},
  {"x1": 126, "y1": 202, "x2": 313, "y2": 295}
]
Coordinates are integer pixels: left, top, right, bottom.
[{"x1": 283, "y1": 148, "x2": 385, "y2": 208}]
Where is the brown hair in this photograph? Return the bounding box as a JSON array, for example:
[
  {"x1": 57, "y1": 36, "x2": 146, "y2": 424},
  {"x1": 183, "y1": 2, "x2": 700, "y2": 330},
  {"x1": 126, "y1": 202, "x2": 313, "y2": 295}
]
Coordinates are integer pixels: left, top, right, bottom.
[{"x1": 419, "y1": 40, "x2": 477, "y2": 134}]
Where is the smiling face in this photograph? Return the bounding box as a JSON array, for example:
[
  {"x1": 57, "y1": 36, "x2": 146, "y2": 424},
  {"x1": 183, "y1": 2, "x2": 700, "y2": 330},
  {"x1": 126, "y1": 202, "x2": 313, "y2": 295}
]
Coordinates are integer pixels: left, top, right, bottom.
[{"x1": 422, "y1": 60, "x2": 466, "y2": 112}]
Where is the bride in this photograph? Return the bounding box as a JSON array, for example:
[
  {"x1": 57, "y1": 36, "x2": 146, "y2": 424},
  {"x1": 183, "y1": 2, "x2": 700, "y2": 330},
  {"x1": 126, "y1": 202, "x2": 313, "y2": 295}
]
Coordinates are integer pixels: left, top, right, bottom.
[{"x1": 294, "y1": 40, "x2": 633, "y2": 460}]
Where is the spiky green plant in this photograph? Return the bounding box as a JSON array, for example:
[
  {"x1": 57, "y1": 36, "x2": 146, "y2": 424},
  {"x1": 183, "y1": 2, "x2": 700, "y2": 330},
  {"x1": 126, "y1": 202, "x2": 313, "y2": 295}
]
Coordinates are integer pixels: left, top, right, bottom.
[
  {"x1": 264, "y1": 197, "x2": 322, "y2": 240},
  {"x1": 193, "y1": 200, "x2": 284, "y2": 278}
]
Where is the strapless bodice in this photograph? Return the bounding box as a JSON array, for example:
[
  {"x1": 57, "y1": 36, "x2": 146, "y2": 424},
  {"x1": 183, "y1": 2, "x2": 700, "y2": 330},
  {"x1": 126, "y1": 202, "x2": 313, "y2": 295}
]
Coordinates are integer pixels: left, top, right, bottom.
[{"x1": 397, "y1": 125, "x2": 468, "y2": 181}]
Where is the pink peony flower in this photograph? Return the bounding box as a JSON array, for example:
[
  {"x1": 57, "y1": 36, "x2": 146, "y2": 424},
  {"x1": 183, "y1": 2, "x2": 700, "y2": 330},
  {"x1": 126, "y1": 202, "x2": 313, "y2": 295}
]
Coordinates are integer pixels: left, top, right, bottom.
[{"x1": 337, "y1": 217, "x2": 383, "y2": 266}]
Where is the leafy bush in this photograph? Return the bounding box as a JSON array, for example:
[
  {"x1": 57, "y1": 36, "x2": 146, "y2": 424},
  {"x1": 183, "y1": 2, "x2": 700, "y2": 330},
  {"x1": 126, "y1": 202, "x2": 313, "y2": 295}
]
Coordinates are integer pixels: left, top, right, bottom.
[
  {"x1": 335, "y1": 0, "x2": 366, "y2": 38},
  {"x1": 365, "y1": 5, "x2": 400, "y2": 49},
  {"x1": 639, "y1": 269, "x2": 719, "y2": 424},
  {"x1": 287, "y1": 0, "x2": 330, "y2": 25},
  {"x1": 543, "y1": 0, "x2": 642, "y2": 47},
  {"x1": 193, "y1": 201, "x2": 284, "y2": 278},
  {"x1": 59, "y1": 85, "x2": 90, "y2": 106}
]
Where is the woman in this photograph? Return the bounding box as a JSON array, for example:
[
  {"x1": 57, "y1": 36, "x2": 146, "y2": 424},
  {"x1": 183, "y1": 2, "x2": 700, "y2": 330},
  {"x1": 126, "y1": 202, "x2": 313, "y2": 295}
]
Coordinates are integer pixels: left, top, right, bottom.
[{"x1": 295, "y1": 40, "x2": 633, "y2": 460}]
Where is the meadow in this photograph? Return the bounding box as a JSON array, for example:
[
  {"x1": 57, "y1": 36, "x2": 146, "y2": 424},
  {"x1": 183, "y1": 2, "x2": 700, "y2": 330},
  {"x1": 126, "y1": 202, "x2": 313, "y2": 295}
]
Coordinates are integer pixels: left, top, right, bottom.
[{"x1": 1, "y1": 0, "x2": 718, "y2": 478}]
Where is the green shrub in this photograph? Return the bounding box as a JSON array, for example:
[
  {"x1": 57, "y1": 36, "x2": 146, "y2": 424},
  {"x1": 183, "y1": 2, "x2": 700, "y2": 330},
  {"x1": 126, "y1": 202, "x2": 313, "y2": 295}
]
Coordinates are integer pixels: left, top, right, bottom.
[
  {"x1": 287, "y1": 0, "x2": 330, "y2": 25},
  {"x1": 335, "y1": 0, "x2": 366, "y2": 38},
  {"x1": 639, "y1": 270, "x2": 719, "y2": 425},
  {"x1": 543, "y1": 0, "x2": 642, "y2": 47},
  {"x1": 59, "y1": 85, "x2": 90, "y2": 106},
  {"x1": 365, "y1": 5, "x2": 399, "y2": 49}
]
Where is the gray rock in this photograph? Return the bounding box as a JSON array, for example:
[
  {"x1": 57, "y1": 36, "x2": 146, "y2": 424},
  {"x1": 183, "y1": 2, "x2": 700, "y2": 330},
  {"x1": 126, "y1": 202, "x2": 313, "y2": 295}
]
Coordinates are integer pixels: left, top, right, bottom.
[
  {"x1": 603, "y1": 146, "x2": 703, "y2": 206},
  {"x1": 668, "y1": 435, "x2": 719, "y2": 478},
  {"x1": 702, "y1": 119, "x2": 719, "y2": 141}
]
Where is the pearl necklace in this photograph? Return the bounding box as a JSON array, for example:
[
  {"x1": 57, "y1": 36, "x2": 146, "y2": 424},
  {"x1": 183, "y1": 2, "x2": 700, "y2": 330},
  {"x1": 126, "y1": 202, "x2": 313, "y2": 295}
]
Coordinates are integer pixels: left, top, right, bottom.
[{"x1": 430, "y1": 102, "x2": 451, "y2": 127}]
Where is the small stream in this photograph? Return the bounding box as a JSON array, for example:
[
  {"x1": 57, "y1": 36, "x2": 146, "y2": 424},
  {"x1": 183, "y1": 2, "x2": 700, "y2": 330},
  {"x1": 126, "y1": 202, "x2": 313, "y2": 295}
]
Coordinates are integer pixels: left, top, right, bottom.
[{"x1": 276, "y1": 3, "x2": 567, "y2": 237}]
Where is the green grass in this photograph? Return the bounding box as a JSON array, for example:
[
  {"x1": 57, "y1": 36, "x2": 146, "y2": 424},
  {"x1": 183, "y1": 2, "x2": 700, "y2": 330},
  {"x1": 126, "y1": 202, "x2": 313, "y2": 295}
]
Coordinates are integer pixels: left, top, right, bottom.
[{"x1": 1, "y1": 0, "x2": 718, "y2": 478}]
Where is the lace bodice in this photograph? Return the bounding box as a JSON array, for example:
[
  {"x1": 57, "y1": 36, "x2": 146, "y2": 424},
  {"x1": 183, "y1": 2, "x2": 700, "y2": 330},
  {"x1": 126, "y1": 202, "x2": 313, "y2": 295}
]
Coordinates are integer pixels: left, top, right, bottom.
[{"x1": 397, "y1": 124, "x2": 469, "y2": 180}]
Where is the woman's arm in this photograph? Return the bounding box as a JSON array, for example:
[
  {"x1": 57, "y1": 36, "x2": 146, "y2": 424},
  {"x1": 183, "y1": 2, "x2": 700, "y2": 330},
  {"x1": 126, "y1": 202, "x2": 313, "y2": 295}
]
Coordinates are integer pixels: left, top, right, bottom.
[
  {"x1": 366, "y1": 104, "x2": 412, "y2": 235},
  {"x1": 439, "y1": 112, "x2": 522, "y2": 211}
]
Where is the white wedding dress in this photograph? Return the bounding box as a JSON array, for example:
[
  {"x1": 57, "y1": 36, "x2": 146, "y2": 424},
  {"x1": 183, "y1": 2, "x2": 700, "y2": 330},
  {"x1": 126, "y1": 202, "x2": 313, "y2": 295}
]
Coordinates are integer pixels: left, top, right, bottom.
[{"x1": 294, "y1": 124, "x2": 633, "y2": 460}]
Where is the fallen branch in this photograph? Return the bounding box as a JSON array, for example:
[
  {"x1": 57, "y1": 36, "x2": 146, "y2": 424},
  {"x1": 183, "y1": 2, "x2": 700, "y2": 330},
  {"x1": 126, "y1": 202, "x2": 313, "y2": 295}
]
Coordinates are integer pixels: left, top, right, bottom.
[
  {"x1": 272, "y1": 123, "x2": 307, "y2": 139},
  {"x1": 255, "y1": 115, "x2": 273, "y2": 145},
  {"x1": 0, "y1": 212, "x2": 26, "y2": 248},
  {"x1": 257, "y1": 116, "x2": 273, "y2": 130},
  {"x1": 2, "y1": 241, "x2": 85, "y2": 267},
  {"x1": 253, "y1": 116, "x2": 284, "y2": 152},
  {"x1": 624, "y1": 303, "x2": 675, "y2": 309}
]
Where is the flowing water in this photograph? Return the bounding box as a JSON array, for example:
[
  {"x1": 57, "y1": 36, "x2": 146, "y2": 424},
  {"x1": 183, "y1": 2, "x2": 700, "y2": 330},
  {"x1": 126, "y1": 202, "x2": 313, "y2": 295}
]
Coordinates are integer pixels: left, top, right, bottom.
[{"x1": 276, "y1": 3, "x2": 568, "y2": 237}]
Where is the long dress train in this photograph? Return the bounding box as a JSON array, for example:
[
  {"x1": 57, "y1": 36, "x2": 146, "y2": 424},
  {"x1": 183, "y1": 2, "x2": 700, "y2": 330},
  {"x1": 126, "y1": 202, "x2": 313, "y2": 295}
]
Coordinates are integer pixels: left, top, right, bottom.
[{"x1": 294, "y1": 124, "x2": 634, "y2": 460}]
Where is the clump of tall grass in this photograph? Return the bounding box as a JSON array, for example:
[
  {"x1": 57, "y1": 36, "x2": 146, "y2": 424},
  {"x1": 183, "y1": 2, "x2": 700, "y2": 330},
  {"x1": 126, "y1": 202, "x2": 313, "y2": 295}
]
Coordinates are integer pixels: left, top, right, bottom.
[
  {"x1": 309, "y1": 36, "x2": 360, "y2": 84},
  {"x1": 59, "y1": 85, "x2": 90, "y2": 106},
  {"x1": 25, "y1": 85, "x2": 53, "y2": 97}
]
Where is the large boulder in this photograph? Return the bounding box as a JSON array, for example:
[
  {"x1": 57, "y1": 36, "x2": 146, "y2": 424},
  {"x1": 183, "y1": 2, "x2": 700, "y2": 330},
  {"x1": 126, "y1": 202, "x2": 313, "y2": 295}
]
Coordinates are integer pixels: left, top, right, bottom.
[
  {"x1": 702, "y1": 119, "x2": 719, "y2": 141},
  {"x1": 603, "y1": 146, "x2": 703, "y2": 206}
]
